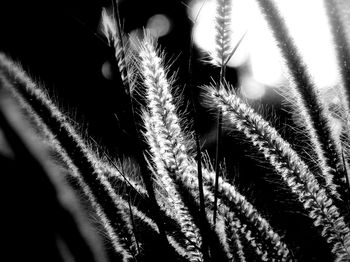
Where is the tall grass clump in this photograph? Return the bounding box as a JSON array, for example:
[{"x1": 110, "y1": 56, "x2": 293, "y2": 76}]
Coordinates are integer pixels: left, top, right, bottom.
[{"x1": 1, "y1": 0, "x2": 350, "y2": 261}]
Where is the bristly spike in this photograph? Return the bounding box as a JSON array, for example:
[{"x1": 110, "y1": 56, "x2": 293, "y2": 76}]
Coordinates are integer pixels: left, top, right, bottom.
[
  {"x1": 100, "y1": 7, "x2": 132, "y2": 94},
  {"x1": 134, "y1": 31, "x2": 291, "y2": 259},
  {"x1": 198, "y1": 164, "x2": 290, "y2": 261},
  {"x1": 143, "y1": 111, "x2": 233, "y2": 261},
  {"x1": 101, "y1": 7, "x2": 117, "y2": 46},
  {"x1": 224, "y1": 217, "x2": 246, "y2": 262},
  {"x1": 102, "y1": 8, "x2": 171, "y2": 253},
  {"x1": 0, "y1": 94, "x2": 110, "y2": 262},
  {"x1": 137, "y1": 33, "x2": 204, "y2": 262},
  {"x1": 323, "y1": 0, "x2": 350, "y2": 115},
  {"x1": 0, "y1": 53, "x2": 137, "y2": 261},
  {"x1": 323, "y1": 0, "x2": 350, "y2": 209},
  {"x1": 254, "y1": 0, "x2": 348, "y2": 207},
  {"x1": 187, "y1": 3, "x2": 207, "y2": 253},
  {"x1": 212, "y1": 0, "x2": 233, "y2": 67},
  {"x1": 341, "y1": 150, "x2": 350, "y2": 203},
  {"x1": 203, "y1": 83, "x2": 350, "y2": 260},
  {"x1": 213, "y1": 0, "x2": 233, "y2": 226},
  {"x1": 144, "y1": 102, "x2": 291, "y2": 261}
]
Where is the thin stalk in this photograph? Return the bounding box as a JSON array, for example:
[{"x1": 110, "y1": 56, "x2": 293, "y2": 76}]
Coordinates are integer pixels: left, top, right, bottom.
[
  {"x1": 341, "y1": 150, "x2": 350, "y2": 201},
  {"x1": 127, "y1": 195, "x2": 141, "y2": 257},
  {"x1": 212, "y1": 0, "x2": 231, "y2": 225},
  {"x1": 187, "y1": 1, "x2": 209, "y2": 259},
  {"x1": 104, "y1": 157, "x2": 191, "y2": 249},
  {"x1": 213, "y1": 63, "x2": 226, "y2": 224},
  {"x1": 120, "y1": 159, "x2": 141, "y2": 259},
  {"x1": 213, "y1": 32, "x2": 246, "y2": 225}
]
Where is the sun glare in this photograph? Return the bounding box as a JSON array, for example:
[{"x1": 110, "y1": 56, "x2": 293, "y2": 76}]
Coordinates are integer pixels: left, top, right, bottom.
[{"x1": 188, "y1": 0, "x2": 340, "y2": 99}]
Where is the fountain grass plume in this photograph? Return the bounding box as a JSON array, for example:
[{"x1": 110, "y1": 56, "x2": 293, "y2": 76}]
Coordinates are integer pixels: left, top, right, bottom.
[
  {"x1": 212, "y1": 0, "x2": 233, "y2": 67},
  {"x1": 135, "y1": 31, "x2": 288, "y2": 260},
  {"x1": 0, "y1": 92, "x2": 110, "y2": 262},
  {"x1": 101, "y1": 7, "x2": 135, "y2": 94},
  {"x1": 101, "y1": 11, "x2": 172, "y2": 251},
  {"x1": 323, "y1": 0, "x2": 350, "y2": 204},
  {"x1": 211, "y1": 0, "x2": 233, "y2": 226},
  {"x1": 0, "y1": 53, "x2": 163, "y2": 261},
  {"x1": 142, "y1": 110, "x2": 232, "y2": 261},
  {"x1": 133, "y1": 32, "x2": 291, "y2": 260},
  {"x1": 136, "y1": 33, "x2": 204, "y2": 261},
  {"x1": 202, "y1": 82, "x2": 350, "y2": 260},
  {"x1": 323, "y1": 0, "x2": 350, "y2": 115},
  {"x1": 224, "y1": 216, "x2": 246, "y2": 262},
  {"x1": 146, "y1": 104, "x2": 290, "y2": 260},
  {"x1": 254, "y1": 0, "x2": 348, "y2": 207}
]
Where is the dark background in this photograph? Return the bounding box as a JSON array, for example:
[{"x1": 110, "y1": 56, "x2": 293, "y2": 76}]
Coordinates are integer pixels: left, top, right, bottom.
[
  {"x1": 0, "y1": 0, "x2": 206, "y2": 156},
  {"x1": 0, "y1": 0, "x2": 241, "y2": 155}
]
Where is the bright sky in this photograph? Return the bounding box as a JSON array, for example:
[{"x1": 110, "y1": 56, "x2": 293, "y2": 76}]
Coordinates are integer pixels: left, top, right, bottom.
[{"x1": 188, "y1": 0, "x2": 340, "y2": 99}]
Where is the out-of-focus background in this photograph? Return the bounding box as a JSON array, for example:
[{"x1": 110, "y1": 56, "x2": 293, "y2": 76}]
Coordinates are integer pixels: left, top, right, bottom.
[
  {"x1": 0, "y1": 0, "x2": 197, "y2": 157},
  {"x1": 0, "y1": 0, "x2": 344, "y2": 156}
]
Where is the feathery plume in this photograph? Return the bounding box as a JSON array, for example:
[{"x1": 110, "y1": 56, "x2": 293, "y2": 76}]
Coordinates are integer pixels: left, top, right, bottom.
[
  {"x1": 116, "y1": 191, "x2": 189, "y2": 259},
  {"x1": 137, "y1": 34, "x2": 204, "y2": 262},
  {"x1": 0, "y1": 93, "x2": 110, "y2": 262},
  {"x1": 323, "y1": 0, "x2": 350, "y2": 206},
  {"x1": 323, "y1": 0, "x2": 350, "y2": 114},
  {"x1": 0, "y1": 53, "x2": 138, "y2": 261},
  {"x1": 212, "y1": 0, "x2": 233, "y2": 67},
  {"x1": 254, "y1": 0, "x2": 347, "y2": 205},
  {"x1": 203, "y1": 83, "x2": 350, "y2": 260},
  {"x1": 101, "y1": 8, "x2": 134, "y2": 93},
  {"x1": 101, "y1": 9, "x2": 171, "y2": 250},
  {"x1": 212, "y1": 0, "x2": 233, "y2": 225},
  {"x1": 143, "y1": 111, "x2": 232, "y2": 261},
  {"x1": 144, "y1": 103, "x2": 290, "y2": 261},
  {"x1": 102, "y1": 8, "x2": 172, "y2": 249},
  {"x1": 224, "y1": 217, "x2": 246, "y2": 262},
  {"x1": 200, "y1": 167, "x2": 289, "y2": 260},
  {"x1": 136, "y1": 37, "x2": 290, "y2": 257},
  {"x1": 190, "y1": 161, "x2": 290, "y2": 261},
  {"x1": 197, "y1": 168, "x2": 288, "y2": 260},
  {"x1": 0, "y1": 81, "x2": 131, "y2": 260}
]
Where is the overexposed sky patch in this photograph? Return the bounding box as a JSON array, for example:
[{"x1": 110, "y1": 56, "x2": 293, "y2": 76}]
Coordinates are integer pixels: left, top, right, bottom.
[{"x1": 188, "y1": 0, "x2": 340, "y2": 98}]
